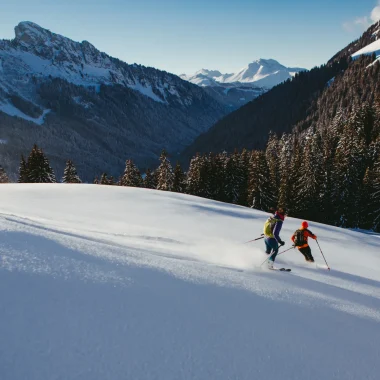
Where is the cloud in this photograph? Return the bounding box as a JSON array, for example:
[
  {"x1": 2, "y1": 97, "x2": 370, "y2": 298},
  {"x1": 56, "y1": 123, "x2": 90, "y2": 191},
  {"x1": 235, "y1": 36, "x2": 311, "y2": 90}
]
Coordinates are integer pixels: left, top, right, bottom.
[
  {"x1": 343, "y1": 1, "x2": 380, "y2": 33},
  {"x1": 371, "y1": 5, "x2": 380, "y2": 22}
]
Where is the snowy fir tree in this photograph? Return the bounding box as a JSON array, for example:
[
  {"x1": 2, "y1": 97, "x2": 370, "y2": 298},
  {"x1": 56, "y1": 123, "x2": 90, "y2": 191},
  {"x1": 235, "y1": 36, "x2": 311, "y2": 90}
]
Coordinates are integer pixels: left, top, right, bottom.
[
  {"x1": 143, "y1": 169, "x2": 157, "y2": 189},
  {"x1": 0, "y1": 166, "x2": 9, "y2": 183},
  {"x1": 247, "y1": 151, "x2": 274, "y2": 211},
  {"x1": 120, "y1": 160, "x2": 143, "y2": 187},
  {"x1": 173, "y1": 163, "x2": 186, "y2": 193},
  {"x1": 186, "y1": 154, "x2": 210, "y2": 198},
  {"x1": 26, "y1": 145, "x2": 56, "y2": 183},
  {"x1": 93, "y1": 176, "x2": 99, "y2": 184},
  {"x1": 156, "y1": 150, "x2": 174, "y2": 191},
  {"x1": 100, "y1": 173, "x2": 109, "y2": 185},
  {"x1": 62, "y1": 160, "x2": 81, "y2": 183},
  {"x1": 18, "y1": 155, "x2": 29, "y2": 183}
]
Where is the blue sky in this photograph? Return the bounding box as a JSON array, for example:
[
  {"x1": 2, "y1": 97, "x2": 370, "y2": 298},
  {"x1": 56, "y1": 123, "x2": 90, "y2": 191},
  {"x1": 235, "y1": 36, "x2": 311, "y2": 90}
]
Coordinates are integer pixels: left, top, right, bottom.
[{"x1": 0, "y1": 0, "x2": 379, "y2": 74}]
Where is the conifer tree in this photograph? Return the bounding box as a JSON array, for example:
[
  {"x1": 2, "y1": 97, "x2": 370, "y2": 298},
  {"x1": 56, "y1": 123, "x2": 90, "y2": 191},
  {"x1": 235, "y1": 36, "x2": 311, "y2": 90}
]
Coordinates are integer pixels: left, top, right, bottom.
[
  {"x1": 62, "y1": 160, "x2": 81, "y2": 183},
  {"x1": 371, "y1": 153, "x2": 380, "y2": 231},
  {"x1": 120, "y1": 159, "x2": 143, "y2": 187},
  {"x1": 236, "y1": 149, "x2": 250, "y2": 206},
  {"x1": 332, "y1": 112, "x2": 368, "y2": 227},
  {"x1": 265, "y1": 133, "x2": 280, "y2": 205},
  {"x1": 278, "y1": 134, "x2": 295, "y2": 211},
  {"x1": 100, "y1": 173, "x2": 109, "y2": 184},
  {"x1": 143, "y1": 169, "x2": 157, "y2": 189},
  {"x1": 207, "y1": 153, "x2": 225, "y2": 201},
  {"x1": 294, "y1": 131, "x2": 323, "y2": 219},
  {"x1": 224, "y1": 152, "x2": 243, "y2": 204},
  {"x1": 93, "y1": 176, "x2": 99, "y2": 184},
  {"x1": 18, "y1": 155, "x2": 29, "y2": 183},
  {"x1": 27, "y1": 144, "x2": 56, "y2": 183},
  {"x1": 0, "y1": 166, "x2": 9, "y2": 183},
  {"x1": 186, "y1": 154, "x2": 210, "y2": 197},
  {"x1": 156, "y1": 150, "x2": 174, "y2": 191},
  {"x1": 247, "y1": 151, "x2": 274, "y2": 210},
  {"x1": 173, "y1": 163, "x2": 186, "y2": 193}
]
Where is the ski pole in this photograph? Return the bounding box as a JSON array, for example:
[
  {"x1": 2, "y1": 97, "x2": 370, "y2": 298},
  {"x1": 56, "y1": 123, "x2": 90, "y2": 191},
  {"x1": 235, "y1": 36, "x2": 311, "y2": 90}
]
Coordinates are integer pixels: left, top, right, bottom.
[
  {"x1": 243, "y1": 234, "x2": 264, "y2": 244},
  {"x1": 316, "y1": 239, "x2": 330, "y2": 271},
  {"x1": 260, "y1": 246, "x2": 294, "y2": 267}
]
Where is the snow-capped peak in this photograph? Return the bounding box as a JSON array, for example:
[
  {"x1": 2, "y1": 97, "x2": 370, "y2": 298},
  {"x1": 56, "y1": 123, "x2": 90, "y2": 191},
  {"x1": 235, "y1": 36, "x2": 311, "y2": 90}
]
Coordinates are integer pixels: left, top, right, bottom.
[
  {"x1": 183, "y1": 59, "x2": 306, "y2": 89},
  {"x1": 194, "y1": 69, "x2": 223, "y2": 78}
]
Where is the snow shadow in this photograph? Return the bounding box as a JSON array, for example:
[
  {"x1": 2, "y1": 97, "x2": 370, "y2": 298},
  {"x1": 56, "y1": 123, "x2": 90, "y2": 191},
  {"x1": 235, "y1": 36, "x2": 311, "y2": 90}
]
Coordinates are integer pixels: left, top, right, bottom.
[{"x1": 189, "y1": 203, "x2": 260, "y2": 220}]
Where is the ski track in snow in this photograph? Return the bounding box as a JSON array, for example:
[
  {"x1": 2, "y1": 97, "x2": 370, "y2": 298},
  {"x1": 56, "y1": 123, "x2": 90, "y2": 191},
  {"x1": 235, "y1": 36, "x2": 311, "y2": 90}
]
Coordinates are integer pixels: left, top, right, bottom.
[
  {"x1": 1, "y1": 210, "x2": 380, "y2": 323},
  {"x1": 0, "y1": 185, "x2": 380, "y2": 380}
]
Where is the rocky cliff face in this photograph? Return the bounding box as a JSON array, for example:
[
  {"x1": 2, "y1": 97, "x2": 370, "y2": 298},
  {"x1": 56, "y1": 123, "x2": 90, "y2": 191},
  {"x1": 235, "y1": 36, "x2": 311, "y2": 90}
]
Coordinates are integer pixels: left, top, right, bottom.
[{"x1": 0, "y1": 22, "x2": 227, "y2": 179}]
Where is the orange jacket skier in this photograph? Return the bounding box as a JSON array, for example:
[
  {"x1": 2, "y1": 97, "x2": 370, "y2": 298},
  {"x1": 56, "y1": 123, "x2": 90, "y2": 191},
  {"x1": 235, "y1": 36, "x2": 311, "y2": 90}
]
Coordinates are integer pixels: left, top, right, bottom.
[{"x1": 291, "y1": 221, "x2": 317, "y2": 262}]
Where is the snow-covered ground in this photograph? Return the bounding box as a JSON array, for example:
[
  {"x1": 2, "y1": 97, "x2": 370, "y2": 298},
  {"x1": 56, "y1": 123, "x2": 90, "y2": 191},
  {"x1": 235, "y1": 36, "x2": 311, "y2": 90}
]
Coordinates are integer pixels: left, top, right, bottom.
[{"x1": 1, "y1": 184, "x2": 379, "y2": 380}]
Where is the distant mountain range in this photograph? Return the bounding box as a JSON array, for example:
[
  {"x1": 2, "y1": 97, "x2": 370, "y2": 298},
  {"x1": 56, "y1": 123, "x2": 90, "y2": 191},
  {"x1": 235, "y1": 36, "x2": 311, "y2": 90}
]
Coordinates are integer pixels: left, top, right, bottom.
[
  {"x1": 180, "y1": 21, "x2": 380, "y2": 162},
  {"x1": 0, "y1": 22, "x2": 227, "y2": 179},
  {"x1": 179, "y1": 60, "x2": 306, "y2": 108}
]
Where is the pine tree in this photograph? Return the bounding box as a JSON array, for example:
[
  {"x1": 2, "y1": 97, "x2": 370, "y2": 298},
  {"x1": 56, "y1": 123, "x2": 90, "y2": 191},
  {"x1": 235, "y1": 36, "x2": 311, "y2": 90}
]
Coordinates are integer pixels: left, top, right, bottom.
[
  {"x1": 143, "y1": 169, "x2": 157, "y2": 189},
  {"x1": 294, "y1": 131, "x2": 323, "y2": 220},
  {"x1": 0, "y1": 166, "x2": 9, "y2": 183},
  {"x1": 93, "y1": 176, "x2": 99, "y2": 184},
  {"x1": 120, "y1": 160, "x2": 143, "y2": 187},
  {"x1": 207, "y1": 153, "x2": 225, "y2": 201},
  {"x1": 224, "y1": 152, "x2": 244, "y2": 204},
  {"x1": 359, "y1": 167, "x2": 376, "y2": 230},
  {"x1": 156, "y1": 150, "x2": 174, "y2": 191},
  {"x1": 173, "y1": 163, "x2": 186, "y2": 193},
  {"x1": 247, "y1": 151, "x2": 275, "y2": 211},
  {"x1": 100, "y1": 173, "x2": 109, "y2": 184},
  {"x1": 332, "y1": 111, "x2": 368, "y2": 228},
  {"x1": 371, "y1": 153, "x2": 380, "y2": 231},
  {"x1": 27, "y1": 144, "x2": 56, "y2": 183},
  {"x1": 62, "y1": 160, "x2": 81, "y2": 183},
  {"x1": 186, "y1": 154, "x2": 210, "y2": 197},
  {"x1": 265, "y1": 132, "x2": 280, "y2": 205},
  {"x1": 278, "y1": 134, "x2": 295, "y2": 211},
  {"x1": 18, "y1": 155, "x2": 29, "y2": 183},
  {"x1": 236, "y1": 149, "x2": 250, "y2": 206}
]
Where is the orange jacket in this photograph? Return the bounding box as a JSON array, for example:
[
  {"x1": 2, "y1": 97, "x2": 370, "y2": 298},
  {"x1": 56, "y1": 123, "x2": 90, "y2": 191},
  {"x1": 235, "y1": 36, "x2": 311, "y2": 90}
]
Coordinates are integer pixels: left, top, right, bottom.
[{"x1": 291, "y1": 228, "x2": 317, "y2": 249}]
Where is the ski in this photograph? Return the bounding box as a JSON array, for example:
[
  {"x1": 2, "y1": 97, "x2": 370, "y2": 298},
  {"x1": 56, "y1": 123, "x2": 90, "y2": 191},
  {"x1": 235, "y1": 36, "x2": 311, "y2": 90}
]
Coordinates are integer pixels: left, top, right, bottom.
[{"x1": 269, "y1": 267, "x2": 291, "y2": 272}]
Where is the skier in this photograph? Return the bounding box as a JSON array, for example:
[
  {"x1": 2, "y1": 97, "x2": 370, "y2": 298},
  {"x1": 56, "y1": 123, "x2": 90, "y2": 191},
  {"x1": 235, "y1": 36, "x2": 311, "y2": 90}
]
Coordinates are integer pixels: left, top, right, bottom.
[
  {"x1": 263, "y1": 207, "x2": 286, "y2": 269},
  {"x1": 291, "y1": 221, "x2": 317, "y2": 262}
]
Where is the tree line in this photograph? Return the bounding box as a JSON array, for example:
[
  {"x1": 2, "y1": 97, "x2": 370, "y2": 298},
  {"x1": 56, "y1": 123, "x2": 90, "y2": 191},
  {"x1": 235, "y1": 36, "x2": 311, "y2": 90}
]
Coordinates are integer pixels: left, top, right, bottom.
[{"x1": 1, "y1": 100, "x2": 379, "y2": 231}]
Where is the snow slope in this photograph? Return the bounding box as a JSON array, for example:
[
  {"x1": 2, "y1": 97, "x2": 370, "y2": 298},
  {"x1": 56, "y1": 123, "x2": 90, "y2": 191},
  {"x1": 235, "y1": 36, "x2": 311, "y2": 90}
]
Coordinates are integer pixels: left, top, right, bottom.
[
  {"x1": 352, "y1": 38, "x2": 380, "y2": 59},
  {"x1": 1, "y1": 184, "x2": 380, "y2": 380}
]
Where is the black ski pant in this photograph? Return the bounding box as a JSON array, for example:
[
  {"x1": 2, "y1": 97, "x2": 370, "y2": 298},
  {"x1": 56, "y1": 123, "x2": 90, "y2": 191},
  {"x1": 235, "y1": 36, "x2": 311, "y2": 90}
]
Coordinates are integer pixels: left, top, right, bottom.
[{"x1": 298, "y1": 246, "x2": 314, "y2": 261}]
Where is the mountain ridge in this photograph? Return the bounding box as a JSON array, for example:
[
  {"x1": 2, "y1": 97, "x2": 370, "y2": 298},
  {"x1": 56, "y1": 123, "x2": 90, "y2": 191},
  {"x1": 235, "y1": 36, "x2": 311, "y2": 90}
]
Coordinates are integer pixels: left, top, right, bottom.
[{"x1": 0, "y1": 21, "x2": 227, "y2": 179}]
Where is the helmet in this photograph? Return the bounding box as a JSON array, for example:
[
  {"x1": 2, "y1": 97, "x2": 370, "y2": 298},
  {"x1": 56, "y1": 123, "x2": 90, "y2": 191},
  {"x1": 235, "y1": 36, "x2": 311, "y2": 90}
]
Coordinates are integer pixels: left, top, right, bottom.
[{"x1": 301, "y1": 221, "x2": 308, "y2": 228}]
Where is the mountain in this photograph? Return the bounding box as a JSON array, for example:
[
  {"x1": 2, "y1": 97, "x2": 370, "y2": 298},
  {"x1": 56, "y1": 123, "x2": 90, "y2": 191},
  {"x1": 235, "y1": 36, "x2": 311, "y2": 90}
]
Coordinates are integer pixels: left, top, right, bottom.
[
  {"x1": 0, "y1": 22, "x2": 227, "y2": 180},
  {"x1": 180, "y1": 21, "x2": 380, "y2": 160},
  {"x1": 180, "y1": 59, "x2": 306, "y2": 108},
  {"x1": 1, "y1": 184, "x2": 380, "y2": 380},
  {"x1": 181, "y1": 59, "x2": 305, "y2": 88}
]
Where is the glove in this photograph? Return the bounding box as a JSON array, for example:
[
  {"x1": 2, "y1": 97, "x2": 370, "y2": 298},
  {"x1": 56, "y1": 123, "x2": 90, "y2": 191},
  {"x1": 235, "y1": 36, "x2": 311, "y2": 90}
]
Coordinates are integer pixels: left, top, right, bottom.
[{"x1": 278, "y1": 240, "x2": 285, "y2": 246}]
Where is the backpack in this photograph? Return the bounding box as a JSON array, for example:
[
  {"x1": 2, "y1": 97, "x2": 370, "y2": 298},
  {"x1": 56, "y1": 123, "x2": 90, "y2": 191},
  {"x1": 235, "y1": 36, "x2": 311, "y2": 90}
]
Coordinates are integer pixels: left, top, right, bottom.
[
  {"x1": 263, "y1": 217, "x2": 277, "y2": 237},
  {"x1": 294, "y1": 229, "x2": 306, "y2": 246}
]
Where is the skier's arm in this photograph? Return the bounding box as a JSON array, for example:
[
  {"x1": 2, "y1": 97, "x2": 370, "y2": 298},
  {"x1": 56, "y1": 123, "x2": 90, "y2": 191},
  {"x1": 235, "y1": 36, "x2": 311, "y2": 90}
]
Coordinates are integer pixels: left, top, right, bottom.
[
  {"x1": 273, "y1": 222, "x2": 284, "y2": 245},
  {"x1": 306, "y1": 230, "x2": 317, "y2": 240},
  {"x1": 291, "y1": 234, "x2": 295, "y2": 242}
]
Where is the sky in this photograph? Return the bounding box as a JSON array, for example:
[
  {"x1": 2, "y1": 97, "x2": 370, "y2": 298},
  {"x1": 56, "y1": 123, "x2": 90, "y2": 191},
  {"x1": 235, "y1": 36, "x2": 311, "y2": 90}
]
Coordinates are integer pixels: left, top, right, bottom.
[{"x1": 0, "y1": 0, "x2": 379, "y2": 75}]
